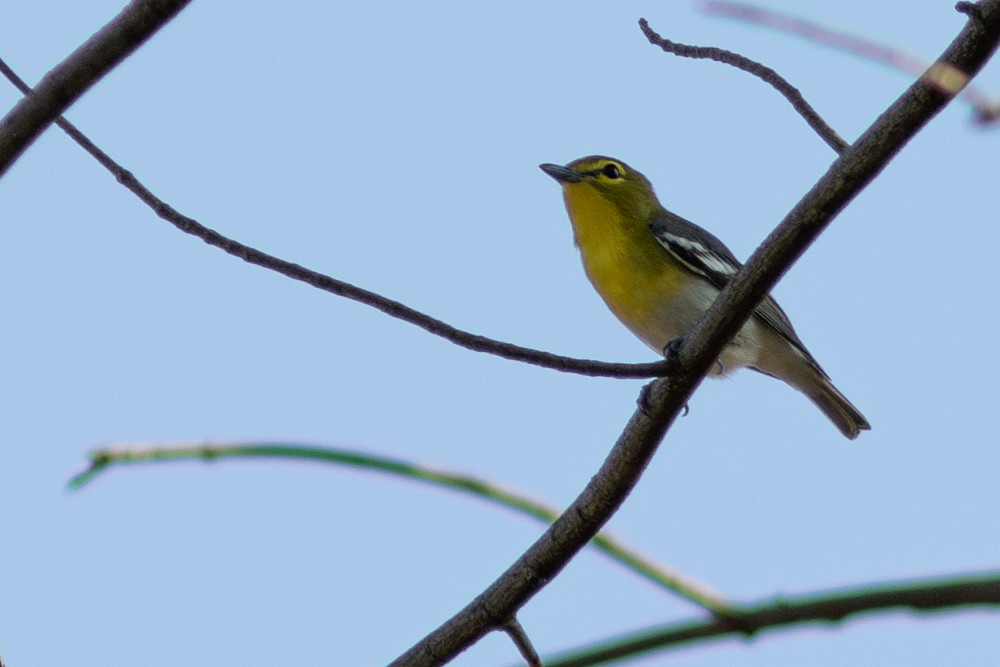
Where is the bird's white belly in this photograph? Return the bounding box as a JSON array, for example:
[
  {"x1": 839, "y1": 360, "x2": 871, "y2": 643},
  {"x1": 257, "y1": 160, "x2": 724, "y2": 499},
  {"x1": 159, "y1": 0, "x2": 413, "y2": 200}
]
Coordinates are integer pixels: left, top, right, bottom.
[{"x1": 630, "y1": 278, "x2": 763, "y2": 377}]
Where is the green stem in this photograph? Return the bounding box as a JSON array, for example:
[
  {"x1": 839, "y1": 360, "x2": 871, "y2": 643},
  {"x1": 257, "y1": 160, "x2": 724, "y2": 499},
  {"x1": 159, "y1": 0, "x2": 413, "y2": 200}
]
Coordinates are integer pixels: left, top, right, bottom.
[
  {"x1": 70, "y1": 442, "x2": 736, "y2": 617},
  {"x1": 543, "y1": 571, "x2": 1000, "y2": 666}
]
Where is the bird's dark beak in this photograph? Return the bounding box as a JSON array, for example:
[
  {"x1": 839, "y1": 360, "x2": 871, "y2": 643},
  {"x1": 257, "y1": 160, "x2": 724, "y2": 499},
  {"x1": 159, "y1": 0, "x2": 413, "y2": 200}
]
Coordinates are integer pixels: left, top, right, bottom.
[{"x1": 540, "y1": 163, "x2": 583, "y2": 184}]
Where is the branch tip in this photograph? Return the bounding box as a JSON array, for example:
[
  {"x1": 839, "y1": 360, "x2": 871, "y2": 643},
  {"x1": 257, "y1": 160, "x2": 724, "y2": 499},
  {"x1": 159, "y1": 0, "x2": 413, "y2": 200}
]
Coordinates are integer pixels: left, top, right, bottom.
[
  {"x1": 956, "y1": 1, "x2": 985, "y2": 20},
  {"x1": 636, "y1": 18, "x2": 848, "y2": 153}
]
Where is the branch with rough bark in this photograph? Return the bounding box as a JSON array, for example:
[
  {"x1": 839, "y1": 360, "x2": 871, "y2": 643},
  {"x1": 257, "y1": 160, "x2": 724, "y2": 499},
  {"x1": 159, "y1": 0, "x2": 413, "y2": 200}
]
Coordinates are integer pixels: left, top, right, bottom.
[
  {"x1": 391, "y1": 4, "x2": 1000, "y2": 664},
  {"x1": 0, "y1": 0, "x2": 193, "y2": 177}
]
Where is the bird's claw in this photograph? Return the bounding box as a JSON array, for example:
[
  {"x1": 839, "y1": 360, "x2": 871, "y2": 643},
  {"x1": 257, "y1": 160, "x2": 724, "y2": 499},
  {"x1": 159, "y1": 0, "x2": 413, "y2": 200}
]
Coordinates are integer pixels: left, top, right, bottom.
[
  {"x1": 637, "y1": 381, "x2": 655, "y2": 417},
  {"x1": 662, "y1": 337, "x2": 684, "y2": 366}
]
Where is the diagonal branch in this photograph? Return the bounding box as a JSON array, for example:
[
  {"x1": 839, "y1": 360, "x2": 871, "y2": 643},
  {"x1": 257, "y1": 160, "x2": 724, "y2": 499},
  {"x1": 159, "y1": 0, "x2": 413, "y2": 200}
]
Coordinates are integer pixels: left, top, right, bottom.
[
  {"x1": 542, "y1": 571, "x2": 1000, "y2": 666},
  {"x1": 390, "y1": 4, "x2": 1000, "y2": 664},
  {"x1": 675, "y1": 1, "x2": 1000, "y2": 371},
  {"x1": 0, "y1": 0, "x2": 192, "y2": 178}
]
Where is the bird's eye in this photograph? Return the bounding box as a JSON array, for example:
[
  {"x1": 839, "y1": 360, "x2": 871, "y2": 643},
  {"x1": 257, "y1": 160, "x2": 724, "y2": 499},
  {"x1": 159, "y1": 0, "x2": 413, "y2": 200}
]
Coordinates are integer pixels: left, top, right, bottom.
[{"x1": 602, "y1": 163, "x2": 622, "y2": 179}]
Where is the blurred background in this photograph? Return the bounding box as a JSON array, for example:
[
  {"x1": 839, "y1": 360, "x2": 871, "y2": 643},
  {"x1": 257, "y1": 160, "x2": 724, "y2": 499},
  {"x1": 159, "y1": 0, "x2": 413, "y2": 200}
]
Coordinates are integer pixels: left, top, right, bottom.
[{"x1": 1, "y1": 1, "x2": 998, "y2": 665}]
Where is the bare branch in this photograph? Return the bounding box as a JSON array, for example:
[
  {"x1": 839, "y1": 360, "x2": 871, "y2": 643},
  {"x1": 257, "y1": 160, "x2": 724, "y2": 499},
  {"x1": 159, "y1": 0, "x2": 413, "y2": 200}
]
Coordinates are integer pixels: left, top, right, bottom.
[
  {"x1": 391, "y1": 4, "x2": 1000, "y2": 664},
  {"x1": 0, "y1": 0, "x2": 193, "y2": 178},
  {"x1": 542, "y1": 571, "x2": 1000, "y2": 666},
  {"x1": 638, "y1": 18, "x2": 849, "y2": 153},
  {"x1": 0, "y1": 60, "x2": 670, "y2": 381},
  {"x1": 69, "y1": 441, "x2": 736, "y2": 617},
  {"x1": 676, "y1": 1, "x2": 1000, "y2": 373},
  {"x1": 700, "y1": 0, "x2": 1000, "y2": 126}
]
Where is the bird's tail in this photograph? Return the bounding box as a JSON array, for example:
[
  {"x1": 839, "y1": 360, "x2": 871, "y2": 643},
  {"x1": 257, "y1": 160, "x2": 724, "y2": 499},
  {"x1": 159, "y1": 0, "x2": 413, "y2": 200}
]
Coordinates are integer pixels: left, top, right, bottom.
[{"x1": 800, "y1": 373, "x2": 870, "y2": 440}]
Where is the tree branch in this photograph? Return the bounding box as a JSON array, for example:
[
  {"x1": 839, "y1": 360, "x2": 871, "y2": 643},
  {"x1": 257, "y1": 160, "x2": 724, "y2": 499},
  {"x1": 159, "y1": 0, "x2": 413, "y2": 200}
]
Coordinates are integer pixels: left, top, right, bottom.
[
  {"x1": 0, "y1": 59, "x2": 670, "y2": 380},
  {"x1": 390, "y1": 4, "x2": 1000, "y2": 664},
  {"x1": 675, "y1": 1, "x2": 1000, "y2": 372},
  {"x1": 68, "y1": 441, "x2": 735, "y2": 617},
  {"x1": 0, "y1": 0, "x2": 192, "y2": 178},
  {"x1": 542, "y1": 571, "x2": 1000, "y2": 666},
  {"x1": 638, "y1": 18, "x2": 849, "y2": 154}
]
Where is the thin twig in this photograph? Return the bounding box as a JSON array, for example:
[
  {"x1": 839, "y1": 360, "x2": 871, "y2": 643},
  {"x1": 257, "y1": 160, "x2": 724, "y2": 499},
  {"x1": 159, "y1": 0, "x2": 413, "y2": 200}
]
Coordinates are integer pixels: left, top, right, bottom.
[
  {"x1": 69, "y1": 442, "x2": 737, "y2": 618},
  {"x1": 504, "y1": 617, "x2": 542, "y2": 667},
  {"x1": 0, "y1": 0, "x2": 193, "y2": 177},
  {"x1": 0, "y1": 58, "x2": 670, "y2": 381},
  {"x1": 541, "y1": 571, "x2": 1000, "y2": 666},
  {"x1": 392, "y1": 4, "x2": 1000, "y2": 664},
  {"x1": 700, "y1": 0, "x2": 1000, "y2": 125},
  {"x1": 638, "y1": 18, "x2": 850, "y2": 154}
]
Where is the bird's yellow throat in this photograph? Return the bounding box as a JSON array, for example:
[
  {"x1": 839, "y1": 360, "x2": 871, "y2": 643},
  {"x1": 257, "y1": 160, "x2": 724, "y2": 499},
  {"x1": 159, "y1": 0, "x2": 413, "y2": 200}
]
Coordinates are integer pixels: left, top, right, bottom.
[{"x1": 562, "y1": 181, "x2": 685, "y2": 338}]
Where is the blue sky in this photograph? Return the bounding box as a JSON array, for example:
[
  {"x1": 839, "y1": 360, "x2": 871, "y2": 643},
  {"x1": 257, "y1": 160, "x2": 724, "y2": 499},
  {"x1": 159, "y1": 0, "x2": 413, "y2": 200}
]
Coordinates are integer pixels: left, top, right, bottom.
[{"x1": 2, "y1": 2, "x2": 999, "y2": 665}]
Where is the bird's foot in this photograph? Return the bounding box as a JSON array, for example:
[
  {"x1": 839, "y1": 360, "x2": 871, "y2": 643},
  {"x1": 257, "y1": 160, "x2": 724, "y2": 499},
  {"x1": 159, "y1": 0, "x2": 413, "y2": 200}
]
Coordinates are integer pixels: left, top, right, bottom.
[{"x1": 662, "y1": 337, "x2": 684, "y2": 366}]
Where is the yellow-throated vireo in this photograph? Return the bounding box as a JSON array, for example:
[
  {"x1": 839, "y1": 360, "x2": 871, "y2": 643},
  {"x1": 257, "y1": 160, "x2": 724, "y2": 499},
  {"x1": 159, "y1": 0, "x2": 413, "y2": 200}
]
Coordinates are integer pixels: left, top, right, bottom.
[{"x1": 540, "y1": 156, "x2": 869, "y2": 439}]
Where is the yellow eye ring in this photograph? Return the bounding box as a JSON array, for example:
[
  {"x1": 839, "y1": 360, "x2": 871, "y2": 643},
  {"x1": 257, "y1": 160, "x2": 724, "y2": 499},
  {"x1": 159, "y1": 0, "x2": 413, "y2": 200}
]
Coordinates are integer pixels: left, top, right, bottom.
[{"x1": 601, "y1": 163, "x2": 623, "y2": 179}]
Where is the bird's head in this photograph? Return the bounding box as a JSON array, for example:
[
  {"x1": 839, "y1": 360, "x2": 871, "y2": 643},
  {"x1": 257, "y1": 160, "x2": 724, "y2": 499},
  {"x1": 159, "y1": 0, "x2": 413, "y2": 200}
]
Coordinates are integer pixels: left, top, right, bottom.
[{"x1": 540, "y1": 156, "x2": 662, "y2": 226}]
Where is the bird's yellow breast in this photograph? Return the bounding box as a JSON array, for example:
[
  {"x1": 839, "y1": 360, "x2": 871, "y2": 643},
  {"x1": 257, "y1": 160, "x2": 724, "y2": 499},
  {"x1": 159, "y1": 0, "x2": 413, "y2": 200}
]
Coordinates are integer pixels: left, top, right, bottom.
[{"x1": 563, "y1": 184, "x2": 687, "y2": 348}]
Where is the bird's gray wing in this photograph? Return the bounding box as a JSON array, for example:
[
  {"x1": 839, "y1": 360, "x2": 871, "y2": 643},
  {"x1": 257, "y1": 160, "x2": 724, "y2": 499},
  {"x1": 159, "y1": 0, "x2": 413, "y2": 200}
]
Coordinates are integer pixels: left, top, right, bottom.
[{"x1": 649, "y1": 210, "x2": 823, "y2": 371}]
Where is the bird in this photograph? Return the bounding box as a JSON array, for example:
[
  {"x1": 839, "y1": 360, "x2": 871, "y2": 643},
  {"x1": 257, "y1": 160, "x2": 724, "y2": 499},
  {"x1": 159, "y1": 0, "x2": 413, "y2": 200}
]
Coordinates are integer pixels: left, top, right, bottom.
[{"x1": 540, "y1": 155, "x2": 870, "y2": 439}]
